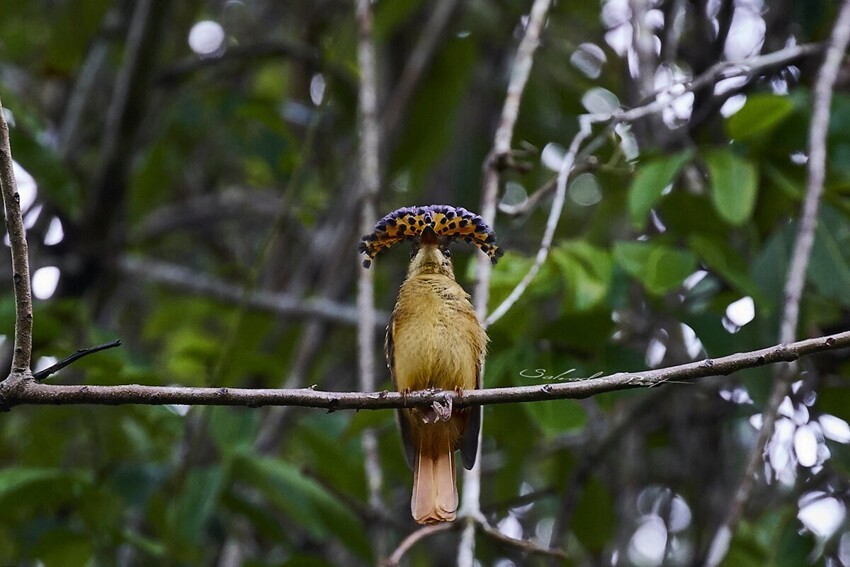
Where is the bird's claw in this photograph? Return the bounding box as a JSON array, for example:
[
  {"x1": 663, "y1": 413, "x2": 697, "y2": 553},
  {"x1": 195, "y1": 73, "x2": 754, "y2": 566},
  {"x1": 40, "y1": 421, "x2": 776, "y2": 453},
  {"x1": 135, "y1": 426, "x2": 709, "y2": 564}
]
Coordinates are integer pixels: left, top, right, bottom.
[
  {"x1": 432, "y1": 396, "x2": 453, "y2": 422},
  {"x1": 420, "y1": 392, "x2": 453, "y2": 423}
]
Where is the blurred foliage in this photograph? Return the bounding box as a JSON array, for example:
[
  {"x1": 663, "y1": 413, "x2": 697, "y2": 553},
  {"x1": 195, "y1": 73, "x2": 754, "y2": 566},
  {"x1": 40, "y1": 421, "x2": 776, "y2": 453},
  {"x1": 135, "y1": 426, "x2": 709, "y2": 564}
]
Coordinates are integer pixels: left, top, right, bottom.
[{"x1": 1, "y1": 0, "x2": 850, "y2": 565}]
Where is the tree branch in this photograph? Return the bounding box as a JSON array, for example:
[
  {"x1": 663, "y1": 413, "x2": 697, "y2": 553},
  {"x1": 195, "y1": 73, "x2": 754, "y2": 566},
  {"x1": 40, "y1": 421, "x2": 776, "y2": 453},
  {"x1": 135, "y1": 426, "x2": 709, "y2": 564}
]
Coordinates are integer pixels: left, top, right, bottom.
[
  {"x1": 594, "y1": 42, "x2": 822, "y2": 126},
  {"x1": 118, "y1": 256, "x2": 389, "y2": 328},
  {"x1": 0, "y1": 329, "x2": 845, "y2": 411},
  {"x1": 157, "y1": 41, "x2": 355, "y2": 92},
  {"x1": 704, "y1": 4, "x2": 850, "y2": 565},
  {"x1": 478, "y1": 520, "x2": 568, "y2": 560},
  {"x1": 383, "y1": 523, "x2": 455, "y2": 567},
  {"x1": 57, "y1": 9, "x2": 116, "y2": 160},
  {"x1": 67, "y1": 0, "x2": 169, "y2": 298},
  {"x1": 133, "y1": 188, "x2": 286, "y2": 241},
  {"x1": 0, "y1": 97, "x2": 34, "y2": 374},
  {"x1": 476, "y1": 0, "x2": 552, "y2": 267},
  {"x1": 380, "y1": 0, "x2": 461, "y2": 138},
  {"x1": 355, "y1": 0, "x2": 386, "y2": 557},
  {"x1": 382, "y1": 513, "x2": 568, "y2": 566},
  {"x1": 32, "y1": 340, "x2": 122, "y2": 381}
]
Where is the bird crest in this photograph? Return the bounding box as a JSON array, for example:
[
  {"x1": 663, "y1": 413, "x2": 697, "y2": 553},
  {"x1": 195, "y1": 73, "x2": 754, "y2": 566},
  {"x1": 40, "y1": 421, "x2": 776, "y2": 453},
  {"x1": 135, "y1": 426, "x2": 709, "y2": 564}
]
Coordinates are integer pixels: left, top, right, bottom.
[{"x1": 358, "y1": 204, "x2": 504, "y2": 268}]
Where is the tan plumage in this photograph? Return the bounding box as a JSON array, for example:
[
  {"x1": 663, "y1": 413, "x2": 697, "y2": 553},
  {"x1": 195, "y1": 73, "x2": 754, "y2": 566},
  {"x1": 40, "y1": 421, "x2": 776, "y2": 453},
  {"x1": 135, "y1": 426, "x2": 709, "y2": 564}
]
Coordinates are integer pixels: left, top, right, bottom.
[{"x1": 386, "y1": 233, "x2": 487, "y2": 524}]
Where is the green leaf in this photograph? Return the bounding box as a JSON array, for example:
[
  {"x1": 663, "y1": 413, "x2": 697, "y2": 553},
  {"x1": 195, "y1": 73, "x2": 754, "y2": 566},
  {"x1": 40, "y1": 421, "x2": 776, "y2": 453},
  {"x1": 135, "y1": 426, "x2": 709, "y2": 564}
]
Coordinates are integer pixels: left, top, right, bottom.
[
  {"x1": 613, "y1": 241, "x2": 697, "y2": 295},
  {"x1": 485, "y1": 250, "x2": 558, "y2": 305},
  {"x1": 572, "y1": 477, "x2": 615, "y2": 552},
  {"x1": 208, "y1": 407, "x2": 260, "y2": 456},
  {"x1": 342, "y1": 409, "x2": 394, "y2": 442},
  {"x1": 170, "y1": 466, "x2": 225, "y2": 545},
  {"x1": 488, "y1": 343, "x2": 539, "y2": 387},
  {"x1": 235, "y1": 456, "x2": 371, "y2": 559},
  {"x1": 32, "y1": 529, "x2": 93, "y2": 567},
  {"x1": 726, "y1": 94, "x2": 795, "y2": 140},
  {"x1": 281, "y1": 555, "x2": 337, "y2": 567},
  {"x1": 374, "y1": 0, "x2": 424, "y2": 37},
  {"x1": 628, "y1": 150, "x2": 692, "y2": 229},
  {"x1": 0, "y1": 467, "x2": 90, "y2": 509},
  {"x1": 763, "y1": 164, "x2": 803, "y2": 199},
  {"x1": 687, "y1": 234, "x2": 762, "y2": 301},
  {"x1": 120, "y1": 529, "x2": 166, "y2": 560},
  {"x1": 704, "y1": 149, "x2": 759, "y2": 226},
  {"x1": 818, "y1": 386, "x2": 850, "y2": 423},
  {"x1": 540, "y1": 311, "x2": 616, "y2": 353},
  {"x1": 550, "y1": 241, "x2": 613, "y2": 312},
  {"x1": 770, "y1": 514, "x2": 816, "y2": 567},
  {"x1": 809, "y1": 204, "x2": 850, "y2": 304},
  {"x1": 524, "y1": 399, "x2": 587, "y2": 438},
  {"x1": 391, "y1": 36, "x2": 477, "y2": 188},
  {"x1": 751, "y1": 223, "x2": 794, "y2": 316}
]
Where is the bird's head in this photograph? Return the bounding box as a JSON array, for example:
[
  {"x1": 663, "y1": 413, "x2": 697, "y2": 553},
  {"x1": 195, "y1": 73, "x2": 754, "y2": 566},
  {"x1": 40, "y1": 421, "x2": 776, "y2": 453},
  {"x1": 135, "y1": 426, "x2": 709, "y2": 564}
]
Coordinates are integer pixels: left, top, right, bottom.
[
  {"x1": 358, "y1": 204, "x2": 502, "y2": 269},
  {"x1": 407, "y1": 227, "x2": 455, "y2": 279}
]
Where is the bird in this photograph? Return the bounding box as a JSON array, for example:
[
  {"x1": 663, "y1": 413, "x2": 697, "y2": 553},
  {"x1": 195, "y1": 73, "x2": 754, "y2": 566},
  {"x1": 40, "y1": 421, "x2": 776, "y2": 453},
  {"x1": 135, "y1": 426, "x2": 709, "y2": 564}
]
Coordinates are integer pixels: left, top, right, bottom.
[{"x1": 359, "y1": 205, "x2": 501, "y2": 524}]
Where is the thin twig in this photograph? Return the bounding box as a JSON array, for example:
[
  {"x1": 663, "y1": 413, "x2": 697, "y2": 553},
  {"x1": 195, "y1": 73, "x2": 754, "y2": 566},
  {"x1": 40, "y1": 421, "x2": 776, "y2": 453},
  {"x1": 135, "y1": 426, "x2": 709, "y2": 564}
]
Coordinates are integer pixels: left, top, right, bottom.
[
  {"x1": 33, "y1": 340, "x2": 122, "y2": 381},
  {"x1": 383, "y1": 513, "x2": 567, "y2": 565},
  {"x1": 591, "y1": 43, "x2": 821, "y2": 126},
  {"x1": 482, "y1": 486, "x2": 557, "y2": 514},
  {"x1": 157, "y1": 41, "x2": 354, "y2": 91},
  {"x1": 383, "y1": 523, "x2": 455, "y2": 567},
  {"x1": 498, "y1": 175, "x2": 557, "y2": 216},
  {"x1": 58, "y1": 37, "x2": 111, "y2": 159},
  {"x1": 133, "y1": 188, "x2": 286, "y2": 241},
  {"x1": 355, "y1": 0, "x2": 386, "y2": 557},
  {"x1": 380, "y1": 0, "x2": 461, "y2": 137},
  {"x1": 704, "y1": 5, "x2": 850, "y2": 566},
  {"x1": 118, "y1": 256, "x2": 389, "y2": 328},
  {"x1": 498, "y1": 159, "x2": 628, "y2": 217},
  {"x1": 88, "y1": 0, "x2": 167, "y2": 227},
  {"x1": 486, "y1": 42, "x2": 820, "y2": 327},
  {"x1": 69, "y1": 0, "x2": 169, "y2": 300},
  {"x1": 0, "y1": 97, "x2": 34, "y2": 374},
  {"x1": 485, "y1": 117, "x2": 592, "y2": 327},
  {"x1": 492, "y1": 0, "x2": 553, "y2": 163},
  {"x1": 478, "y1": 521, "x2": 568, "y2": 560},
  {"x1": 476, "y1": 0, "x2": 554, "y2": 317},
  {"x1": 499, "y1": 175, "x2": 558, "y2": 217}
]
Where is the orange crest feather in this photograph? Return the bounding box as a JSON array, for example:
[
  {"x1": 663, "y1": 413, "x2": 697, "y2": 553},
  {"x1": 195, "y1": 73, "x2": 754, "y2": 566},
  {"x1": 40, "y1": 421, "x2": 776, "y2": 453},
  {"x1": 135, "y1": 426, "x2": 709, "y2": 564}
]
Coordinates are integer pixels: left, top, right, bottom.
[{"x1": 358, "y1": 205, "x2": 503, "y2": 268}]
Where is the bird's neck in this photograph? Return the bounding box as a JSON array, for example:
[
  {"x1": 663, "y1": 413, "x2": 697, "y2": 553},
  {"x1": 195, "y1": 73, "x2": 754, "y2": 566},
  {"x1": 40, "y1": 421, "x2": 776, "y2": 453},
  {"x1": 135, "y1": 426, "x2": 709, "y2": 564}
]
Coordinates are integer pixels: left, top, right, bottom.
[{"x1": 409, "y1": 263, "x2": 452, "y2": 278}]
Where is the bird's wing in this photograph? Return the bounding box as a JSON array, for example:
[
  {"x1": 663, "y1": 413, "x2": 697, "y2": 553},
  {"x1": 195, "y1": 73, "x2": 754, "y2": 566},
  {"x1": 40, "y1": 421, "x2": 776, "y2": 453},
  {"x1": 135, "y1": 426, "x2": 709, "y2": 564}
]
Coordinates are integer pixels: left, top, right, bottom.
[
  {"x1": 387, "y1": 317, "x2": 416, "y2": 470},
  {"x1": 460, "y1": 357, "x2": 482, "y2": 470}
]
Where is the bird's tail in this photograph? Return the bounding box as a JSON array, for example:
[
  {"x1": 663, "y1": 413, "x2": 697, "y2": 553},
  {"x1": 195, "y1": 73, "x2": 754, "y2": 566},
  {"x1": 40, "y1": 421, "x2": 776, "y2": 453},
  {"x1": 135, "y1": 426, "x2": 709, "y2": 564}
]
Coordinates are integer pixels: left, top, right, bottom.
[{"x1": 412, "y1": 437, "x2": 457, "y2": 524}]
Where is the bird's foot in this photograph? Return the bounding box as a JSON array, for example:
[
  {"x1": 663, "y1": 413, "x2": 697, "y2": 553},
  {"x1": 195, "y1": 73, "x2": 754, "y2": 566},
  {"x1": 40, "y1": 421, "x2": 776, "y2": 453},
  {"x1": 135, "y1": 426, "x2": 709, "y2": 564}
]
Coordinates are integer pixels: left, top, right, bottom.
[
  {"x1": 431, "y1": 395, "x2": 453, "y2": 422},
  {"x1": 420, "y1": 391, "x2": 453, "y2": 423}
]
